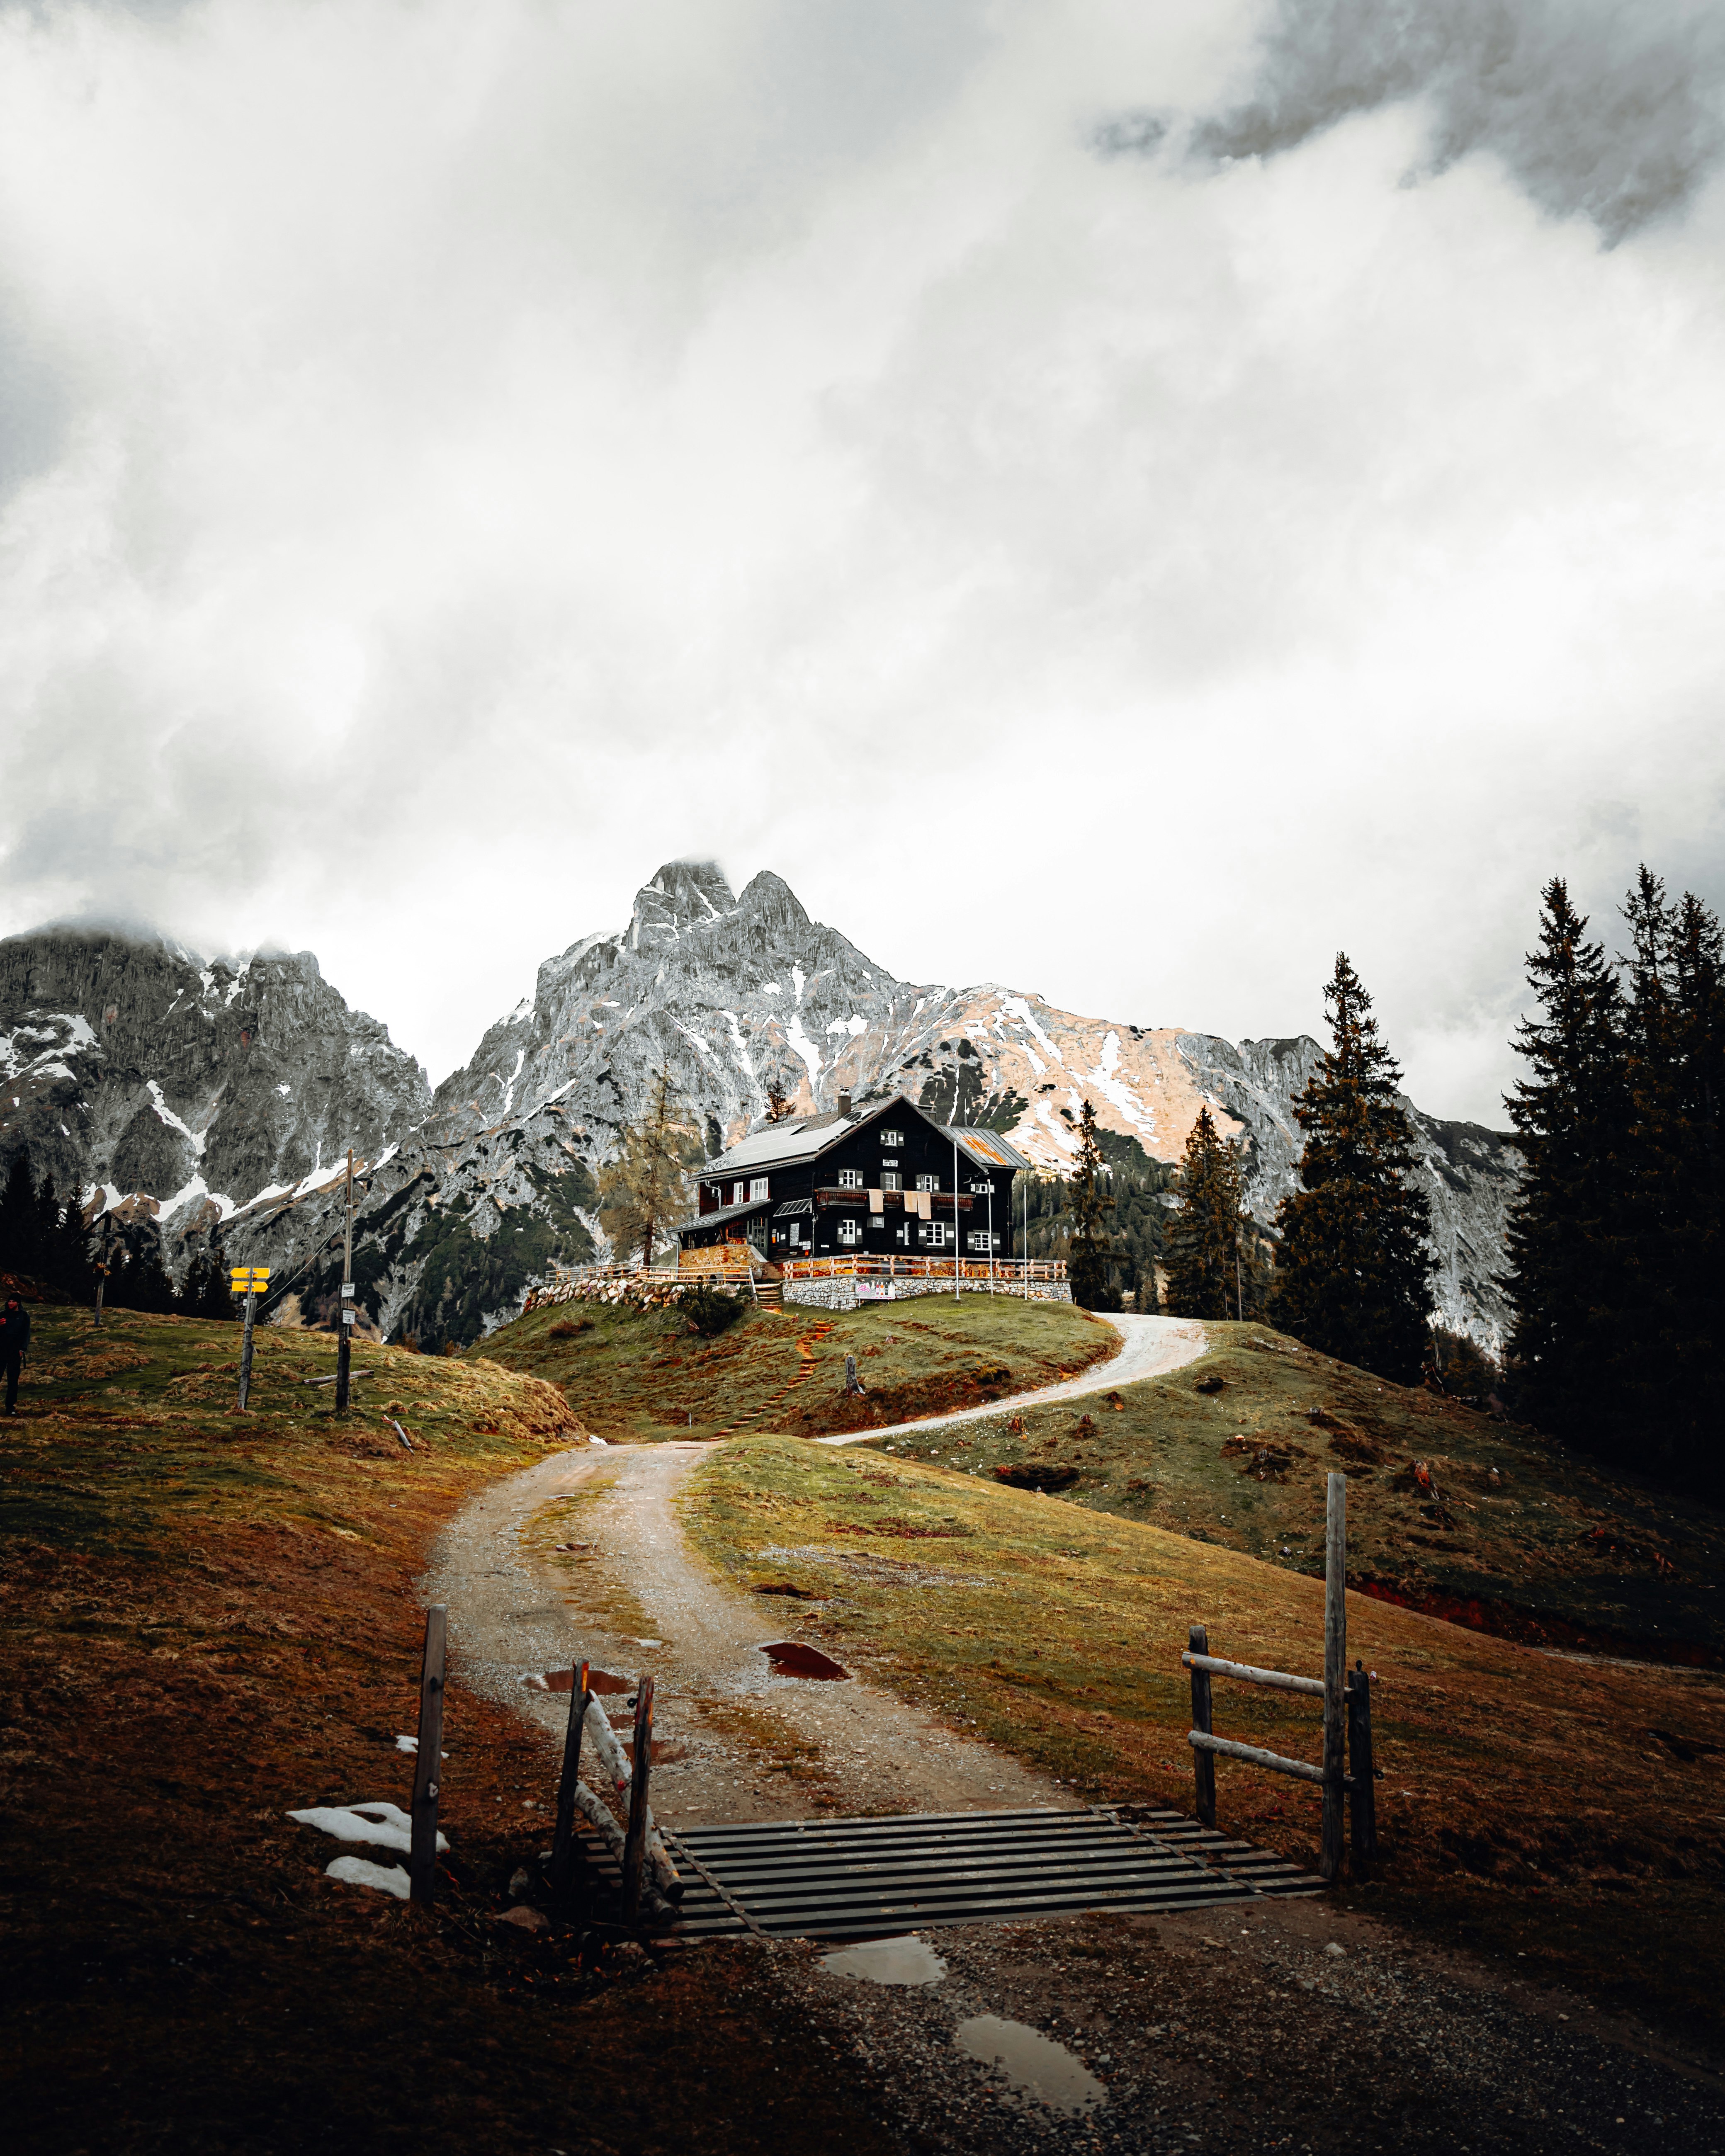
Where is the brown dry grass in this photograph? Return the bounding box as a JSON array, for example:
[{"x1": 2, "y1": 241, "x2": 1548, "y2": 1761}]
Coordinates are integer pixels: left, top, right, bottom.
[{"x1": 0, "y1": 1305, "x2": 899, "y2": 2155}]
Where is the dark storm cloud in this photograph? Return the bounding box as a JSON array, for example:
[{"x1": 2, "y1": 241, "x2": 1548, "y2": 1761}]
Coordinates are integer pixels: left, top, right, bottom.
[{"x1": 1162, "y1": 0, "x2": 1725, "y2": 244}]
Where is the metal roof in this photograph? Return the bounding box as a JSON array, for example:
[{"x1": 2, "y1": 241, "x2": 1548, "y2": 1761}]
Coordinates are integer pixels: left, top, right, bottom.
[
  {"x1": 940, "y1": 1125, "x2": 1032, "y2": 1173},
  {"x1": 705, "y1": 1093, "x2": 1028, "y2": 1181},
  {"x1": 773, "y1": 1198, "x2": 813, "y2": 1217},
  {"x1": 704, "y1": 1110, "x2": 857, "y2": 1175},
  {"x1": 675, "y1": 1194, "x2": 773, "y2": 1236}
]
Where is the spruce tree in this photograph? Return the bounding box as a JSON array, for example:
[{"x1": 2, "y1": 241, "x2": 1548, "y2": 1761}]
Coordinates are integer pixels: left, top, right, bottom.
[
  {"x1": 1164, "y1": 1107, "x2": 1244, "y2": 1320},
  {"x1": 1067, "y1": 1099, "x2": 1117, "y2": 1310},
  {"x1": 0, "y1": 1149, "x2": 40, "y2": 1277},
  {"x1": 1590, "y1": 871, "x2": 1724, "y2": 1483},
  {"x1": 1275, "y1": 954, "x2": 1435, "y2": 1381},
  {"x1": 1503, "y1": 883, "x2": 1627, "y2": 1444}
]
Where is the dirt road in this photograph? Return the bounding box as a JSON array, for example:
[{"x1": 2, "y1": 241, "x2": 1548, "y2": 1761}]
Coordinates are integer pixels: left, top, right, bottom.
[
  {"x1": 813, "y1": 1310, "x2": 1208, "y2": 1447},
  {"x1": 423, "y1": 1439, "x2": 1067, "y2": 1828}
]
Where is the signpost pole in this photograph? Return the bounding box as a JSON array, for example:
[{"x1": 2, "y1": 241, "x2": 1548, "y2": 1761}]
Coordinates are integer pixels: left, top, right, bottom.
[
  {"x1": 335, "y1": 1148, "x2": 355, "y2": 1415},
  {"x1": 239, "y1": 1289, "x2": 257, "y2": 1409},
  {"x1": 230, "y1": 1265, "x2": 271, "y2": 1411}
]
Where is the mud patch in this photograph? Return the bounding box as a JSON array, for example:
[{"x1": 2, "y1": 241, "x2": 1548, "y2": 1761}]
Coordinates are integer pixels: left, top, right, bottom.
[{"x1": 760, "y1": 1641, "x2": 850, "y2": 1680}]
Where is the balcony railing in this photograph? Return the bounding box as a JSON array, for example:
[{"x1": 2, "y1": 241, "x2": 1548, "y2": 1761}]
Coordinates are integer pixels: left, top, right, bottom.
[{"x1": 778, "y1": 1255, "x2": 1066, "y2": 1284}]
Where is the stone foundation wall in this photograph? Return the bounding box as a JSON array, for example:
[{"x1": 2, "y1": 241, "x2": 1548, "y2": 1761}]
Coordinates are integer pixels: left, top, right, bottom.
[{"x1": 783, "y1": 1278, "x2": 1073, "y2": 1313}]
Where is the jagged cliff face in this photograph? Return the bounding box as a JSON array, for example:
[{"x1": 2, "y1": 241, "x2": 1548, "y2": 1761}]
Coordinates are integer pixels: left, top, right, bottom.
[
  {"x1": 0, "y1": 930, "x2": 429, "y2": 1222},
  {"x1": 0, "y1": 868, "x2": 1521, "y2": 1353},
  {"x1": 424, "y1": 863, "x2": 1520, "y2": 1350}
]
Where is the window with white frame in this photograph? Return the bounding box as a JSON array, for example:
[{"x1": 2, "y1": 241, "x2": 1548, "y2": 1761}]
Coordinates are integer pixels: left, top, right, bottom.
[
  {"x1": 836, "y1": 1168, "x2": 863, "y2": 1189},
  {"x1": 837, "y1": 1217, "x2": 862, "y2": 1246},
  {"x1": 730, "y1": 1181, "x2": 743, "y2": 1207},
  {"x1": 967, "y1": 1230, "x2": 1002, "y2": 1253},
  {"x1": 749, "y1": 1176, "x2": 769, "y2": 1201},
  {"x1": 969, "y1": 1179, "x2": 991, "y2": 1194},
  {"x1": 880, "y1": 1170, "x2": 902, "y2": 1192},
  {"x1": 914, "y1": 1172, "x2": 939, "y2": 1191},
  {"x1": 880, "y1": 1129, "x2": 904, "y2": 1148},
  {"x1": 918, "y1": 1221, "x2": 948, "y2": 1248}
]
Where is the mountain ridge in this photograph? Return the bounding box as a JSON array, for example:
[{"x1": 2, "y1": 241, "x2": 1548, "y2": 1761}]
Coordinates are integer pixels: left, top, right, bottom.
[{"x1": 0, "y1": 862, "x2": 1518, "y2": 1350}]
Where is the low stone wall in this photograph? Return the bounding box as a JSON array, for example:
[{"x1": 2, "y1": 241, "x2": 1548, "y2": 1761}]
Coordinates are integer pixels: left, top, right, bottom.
[{"x1": 783, "y1": 1277, "x2": 1073, "y2": 1313}]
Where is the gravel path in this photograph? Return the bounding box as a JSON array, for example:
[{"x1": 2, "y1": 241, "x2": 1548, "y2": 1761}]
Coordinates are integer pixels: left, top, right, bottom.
[
  {"x1": 423, "y1": 1439, "x2": 1069, "y2": 1828},
  {"x1": 420, "y1": 1318, "x2": 1725, "y2": 2151},
  {"x1": 812, "y1": 1311, "x2": 1208, "y2": 1447}
]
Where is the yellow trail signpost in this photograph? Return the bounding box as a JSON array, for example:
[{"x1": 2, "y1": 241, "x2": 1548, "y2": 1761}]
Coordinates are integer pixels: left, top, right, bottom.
[{"x1": 230, "y1": 1267, "x2": 271, "y2": 1410}]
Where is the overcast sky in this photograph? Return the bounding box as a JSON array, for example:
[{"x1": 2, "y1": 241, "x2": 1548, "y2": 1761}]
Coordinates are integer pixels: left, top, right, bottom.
[{"x1": 2, "y1": 0, "x2": 1722, "y2": 1123}]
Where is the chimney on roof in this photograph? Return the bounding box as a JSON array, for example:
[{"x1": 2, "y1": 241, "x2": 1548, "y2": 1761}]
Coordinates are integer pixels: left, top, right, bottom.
[{"x1": 838, "y1": 1091, "x2": 852, "y2": 1118}]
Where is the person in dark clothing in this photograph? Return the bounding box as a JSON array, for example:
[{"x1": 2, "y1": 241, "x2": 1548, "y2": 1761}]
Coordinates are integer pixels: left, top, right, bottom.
[{"x1": 1, "y1": 1296, "x2": 28, "y2": 1414}]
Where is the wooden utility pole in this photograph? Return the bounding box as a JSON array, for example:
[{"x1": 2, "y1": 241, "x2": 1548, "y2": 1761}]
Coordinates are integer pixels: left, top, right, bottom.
[
  {"x1": 1321, "y1": 1471, "x2": 1348, "y2": 1881},
  {"x1": 550, "y1": 1661, "x2": 592, "y2": 1914},
  {"x1": 335, "y1": 1149, "x2": 354, "y2": 1413}
]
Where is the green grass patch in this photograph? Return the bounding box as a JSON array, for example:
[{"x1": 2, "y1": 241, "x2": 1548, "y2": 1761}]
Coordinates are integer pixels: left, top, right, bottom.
[
  {"x1": 684, "y1": 1429, "x2": 1725, "y2": 2041},
  {"x1": 868, "y1": 1319, "x2": 1725, "y2": 1660},
  {"x1": 474, "y1": 1292, "x2": 1114, "y2": 1443}
]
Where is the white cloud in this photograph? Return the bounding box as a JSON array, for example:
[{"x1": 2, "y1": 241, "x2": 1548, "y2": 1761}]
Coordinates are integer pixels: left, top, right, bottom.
[{"x1": 0, "y1": 0, "x2": 1720, "y2": 1122}]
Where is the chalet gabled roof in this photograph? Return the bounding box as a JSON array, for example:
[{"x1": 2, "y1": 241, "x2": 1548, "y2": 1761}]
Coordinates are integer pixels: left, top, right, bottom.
[{"x1": 701, "y1": 1092, "x2": 1028, "y2": 1181}]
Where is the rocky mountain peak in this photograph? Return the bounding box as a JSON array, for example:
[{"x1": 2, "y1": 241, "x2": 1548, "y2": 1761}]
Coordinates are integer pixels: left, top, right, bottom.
[{"x1": 626, "y1": 861, "x2": 737, "y2": 950}]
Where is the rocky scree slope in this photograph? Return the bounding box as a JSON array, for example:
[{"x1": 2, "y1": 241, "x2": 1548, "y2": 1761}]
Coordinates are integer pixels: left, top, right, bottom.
[{"x1": 0, "y1": 868, "x2": 1519, "y2": 1352}]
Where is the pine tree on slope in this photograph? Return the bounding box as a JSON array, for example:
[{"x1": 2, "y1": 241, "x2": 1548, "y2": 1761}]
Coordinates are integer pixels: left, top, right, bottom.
[
  {"x1": 1067, "y1": 1099, "x2": 1118, "y2": 1311},
  {"x1": 1502, "y1": 881, "x2": 1627, "y2": 1445},
  {"x1": 1597, "y1": 871, "x2": 1723, "y2": 1482},
  {"x1": 1164, "y1": 1106, "x2": 1243, "y2": 1321},
  {"x1": 1275, "y1": 954, "x2": 1435, "y2": 1383}
]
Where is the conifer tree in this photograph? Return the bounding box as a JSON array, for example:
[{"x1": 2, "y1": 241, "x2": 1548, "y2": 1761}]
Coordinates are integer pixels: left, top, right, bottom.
[
  {"x1": 0, "y1": 1149, "x2": 39, "y2": 1277},
  {"x1": 1275, "y1": 954, "x2": 1435, "y2": 1381},
  {"x1": 599, "y1": 1059, "x2": 704, "y2": 1269},
  {"x1": 1067, "y1": 1099, "x2": 1117, "y2": 1309},
  {"x1": 1503, "y1": 883, "x2": 1627, "y2": 1442},
  {"x1": 1164, "y1": 1107, "x2": 1244, "y2": 1320}
]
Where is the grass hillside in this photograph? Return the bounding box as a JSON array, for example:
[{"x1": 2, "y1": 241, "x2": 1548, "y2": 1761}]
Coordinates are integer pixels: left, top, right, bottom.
[
  {"x1": 0, "y1": 1302, "x2": 882, "y2": 2156},
  {"x1": 869, "y1": 1320, "x2": 1725, "y2": 1663},
  {"x1": 473, "y1": 1292, "x2": 1115, "y2": 1441},
  {"x1": 684, "y1": 1431, "x2": 1725, "y2": 2040}
]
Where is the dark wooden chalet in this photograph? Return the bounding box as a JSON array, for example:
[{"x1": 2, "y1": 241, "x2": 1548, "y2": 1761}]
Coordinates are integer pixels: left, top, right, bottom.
[{"x1": 676, "y1": 1091, "x2": 1029, "y2": 1265}]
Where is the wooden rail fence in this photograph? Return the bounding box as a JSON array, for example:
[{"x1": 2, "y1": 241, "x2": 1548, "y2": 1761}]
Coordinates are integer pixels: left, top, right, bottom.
[{"x1": 1184, "y1": 1470, "x2": 1379, "y2": 1881}]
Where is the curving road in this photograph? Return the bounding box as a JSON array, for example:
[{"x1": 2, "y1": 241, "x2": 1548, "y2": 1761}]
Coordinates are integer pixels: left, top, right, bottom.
[{"x1": 812, "y1": 1310, "x2": 1209, "y2": 1447}]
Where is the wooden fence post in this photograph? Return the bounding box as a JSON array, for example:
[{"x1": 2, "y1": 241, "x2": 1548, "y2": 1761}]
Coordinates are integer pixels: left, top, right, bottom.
[
  {"x1": 621, "y1": 1674, "x2": 654, "y2": 1924},
  {"x1": 408, "y1": 1605, "x2": 447, "y2": 1906},
  {"x1": 550, "y1": 1660, "x2": 591, "y2": 1914},
  {"x1": 1188, "y1": 1623, "x2": 1217, "y2": 1830},
  {"x1": 1321, "y1": 1472, "x2": 1347, "y2": 1882},
  {"x1": 1347, "y1": 1659, "x2": 1378, "y2": 1867}
]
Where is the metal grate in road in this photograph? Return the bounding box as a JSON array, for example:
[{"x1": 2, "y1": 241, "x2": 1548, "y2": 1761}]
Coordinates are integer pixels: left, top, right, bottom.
[{"x1": 658, "y1": 1804, "x2": 1320, "y2": 1943}]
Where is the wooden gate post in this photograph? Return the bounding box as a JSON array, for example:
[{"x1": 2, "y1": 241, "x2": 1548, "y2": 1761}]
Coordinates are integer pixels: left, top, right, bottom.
[
  {"x1": 1320, "y1": 1472, "x2": 1347, "y2": 1882},
  {"x1": 1188, "y1": 1623, "x2": 1217, "y2": 1830},
  {"x1": 621, "y1": 1674, "x2": 655, "y2": 1924},
  {"x1": 1347, "y1": 1659, "x2": 1378, "y2": 1867},
  {"x1": 408, "y1": 1605, "x2": 447, "y2": 1906},
  {"x1": 550, "y1": 1661, "x2": 591, "y2": 1913}
]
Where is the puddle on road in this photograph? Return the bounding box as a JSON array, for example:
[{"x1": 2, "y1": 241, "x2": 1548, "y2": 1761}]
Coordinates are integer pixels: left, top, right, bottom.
[
  {"x1": 819, "y1": 1935, "x2": 947, "y2": 1987},
  {"x1": 953, "y1": 2015, "x2": 1107, "y2": 2114},
  {"x1": 760, "y1": 1640, "x2": 850, "y2": 1680},
  {"x1": 525, "y1": 1667, "x2": 632, "y2": 1695}
]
